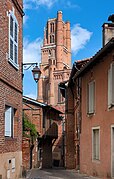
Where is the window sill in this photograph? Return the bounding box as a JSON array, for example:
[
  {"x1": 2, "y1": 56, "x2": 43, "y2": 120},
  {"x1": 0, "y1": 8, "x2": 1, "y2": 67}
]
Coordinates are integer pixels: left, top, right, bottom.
[
  {"x1": 108, "y1": 104, "x2": 114, "y2": 111},
  {"x1": 92, "y1": 159, "x2": 100, "y2": 164},
  {"x1": 8, "y1": 58, "x2": 19, "y2": 70},
  {"x1": 87, "y1": 112, "x2": 95, "y2": 117},
  {"x1": 5, "y1": 137, "x2": 17, "y2": 142},
  {"x1": 57, "y1": 101, "x2": 65, "y2": 104}
]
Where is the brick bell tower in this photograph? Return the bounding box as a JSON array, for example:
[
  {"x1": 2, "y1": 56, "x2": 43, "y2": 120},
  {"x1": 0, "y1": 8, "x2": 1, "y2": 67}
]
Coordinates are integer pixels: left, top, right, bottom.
[
  {"x1": 37, "y1": 11, "x2": 71, "y2": 167},
  {"x1": 38, "y1": 11, "x2": 71, "y2": 107}
]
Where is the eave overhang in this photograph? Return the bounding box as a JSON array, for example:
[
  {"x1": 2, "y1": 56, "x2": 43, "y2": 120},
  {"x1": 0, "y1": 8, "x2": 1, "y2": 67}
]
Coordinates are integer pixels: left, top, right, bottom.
[{"x1": 73, "y1": 38, "x2": 114, "y2": 80}]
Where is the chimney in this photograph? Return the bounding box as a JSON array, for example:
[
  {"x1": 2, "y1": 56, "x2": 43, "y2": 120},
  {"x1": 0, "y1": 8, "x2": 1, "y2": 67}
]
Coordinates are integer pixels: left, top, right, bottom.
[{"x1": 102, "y1": 14, "x2": 114, "y2": 46}]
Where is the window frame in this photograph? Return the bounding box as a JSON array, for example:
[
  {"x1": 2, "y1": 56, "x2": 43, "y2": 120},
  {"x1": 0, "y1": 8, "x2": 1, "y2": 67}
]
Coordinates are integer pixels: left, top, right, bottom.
[
  {"x1": 87, "y1": 80, "x2": 95, "y2": 114},
  {"x1": 58, "y1": 85, "x2": 64, "y2": 104},
  {"x1": 5, "y1": 105, "x2": 15, "y2": 138},
  {"x1": 108, "y1": 63, "x2": 114, "y2": 108},
  {"x1": 8, "y1": 10, "x2": 19, "y2": 69},
  {"x1": 92, "y1": 127, "x2": 100, "y2": 161},
  {"x1": 50, "y1": 22, "x2": 54, "y2": 33}
]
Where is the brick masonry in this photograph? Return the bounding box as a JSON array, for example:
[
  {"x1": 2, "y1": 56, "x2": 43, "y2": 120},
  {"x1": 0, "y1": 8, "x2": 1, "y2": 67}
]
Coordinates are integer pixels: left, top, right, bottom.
[
  {"x1": 38, "y1": 11, "x2": 71, "y2": 168},
  {"x1": 0, "y1": 0, "x2": 23, "y2": 178}
]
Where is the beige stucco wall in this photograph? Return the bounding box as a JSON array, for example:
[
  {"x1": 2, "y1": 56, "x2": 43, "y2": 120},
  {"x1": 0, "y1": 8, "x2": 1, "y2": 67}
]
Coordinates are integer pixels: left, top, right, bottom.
[
  {"x1": 0, "y1": 151, "x2": 22, "y2": 179},
  {"x1": 80, "y1": 51, "x2": 114, "y2": 178}
]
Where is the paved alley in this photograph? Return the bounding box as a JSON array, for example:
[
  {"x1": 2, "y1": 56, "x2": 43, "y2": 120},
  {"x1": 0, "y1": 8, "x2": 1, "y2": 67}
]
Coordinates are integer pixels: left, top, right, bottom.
[{"x1": 26, "y1": 168, "x2": 100, "y2": 179}]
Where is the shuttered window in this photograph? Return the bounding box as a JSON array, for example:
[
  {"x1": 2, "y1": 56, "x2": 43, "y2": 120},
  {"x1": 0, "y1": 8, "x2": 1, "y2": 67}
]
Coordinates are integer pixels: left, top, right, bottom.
[
  {"x1": 5, "y1": 106, "x2": 14, "y2": 137},
  {"x1": 9, "y1": 10, "x2": 18, "y2": 67},
  {"x1": 108, "y1": 63, "x2": 114, "y2": 108},
  {"x1": 92, "y1": 128, "x2": 100, "y2": 160},
  {"x1": 88, "y1": 81, "x2": 95, "y2": 114}
]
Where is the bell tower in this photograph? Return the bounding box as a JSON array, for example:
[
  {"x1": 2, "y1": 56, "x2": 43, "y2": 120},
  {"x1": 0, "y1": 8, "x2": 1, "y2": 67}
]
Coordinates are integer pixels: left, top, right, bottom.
[{"x1": 38, "y1": 11, "x2": 71, "y2": 106}]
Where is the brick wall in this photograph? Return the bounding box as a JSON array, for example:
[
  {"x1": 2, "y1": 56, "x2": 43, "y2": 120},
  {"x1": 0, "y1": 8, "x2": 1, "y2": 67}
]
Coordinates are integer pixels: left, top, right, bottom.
[
  {"x1": 65, "y1": 87, "x2": 75, "y2": 169},
  {"x1": 0, "y1": 0, "x2": 23, "y2": 178}
]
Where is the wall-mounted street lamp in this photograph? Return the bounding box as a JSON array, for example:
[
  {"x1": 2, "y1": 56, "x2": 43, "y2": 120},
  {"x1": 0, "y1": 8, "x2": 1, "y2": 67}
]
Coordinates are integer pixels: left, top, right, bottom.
[{"x1": 22, "y1": 62, "x2": 41, "y2": 83}]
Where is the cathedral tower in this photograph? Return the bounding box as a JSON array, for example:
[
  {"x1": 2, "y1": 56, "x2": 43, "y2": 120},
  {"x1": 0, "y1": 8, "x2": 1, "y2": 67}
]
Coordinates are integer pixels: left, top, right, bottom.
[
  {"x1": 37, "y1": 11, "x2": 71, "y2": 167},
  {"x1": 38, "y1": 11, "x2": 71, "y2": 106}
]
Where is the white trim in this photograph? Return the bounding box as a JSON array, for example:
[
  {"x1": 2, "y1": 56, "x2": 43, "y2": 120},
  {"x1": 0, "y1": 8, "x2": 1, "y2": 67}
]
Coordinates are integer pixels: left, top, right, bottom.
[
  {"x1": 92, "y1": 126, "x2": 100, "y2": 162},
  {"x1": 23, "y1": 96, "x2": 47, "y2": 107},
  {"x1": 8, "y1": 9, "x2": 19, "y2": 69},
  {"x1": 41, "y1": 45, "x2": 56, "y2": 49},
  {"x1": 5, "y1": 106, "x2": 14, "y2": 137},
  {"x1": 8, "y1": 58, "x2": 19, "y2": 69}
]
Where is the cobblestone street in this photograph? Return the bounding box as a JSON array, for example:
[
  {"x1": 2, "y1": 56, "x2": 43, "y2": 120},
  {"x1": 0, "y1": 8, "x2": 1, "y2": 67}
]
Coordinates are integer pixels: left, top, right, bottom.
[{"x1": 26, "y1": 168, "x2": 100, "y2": 179}]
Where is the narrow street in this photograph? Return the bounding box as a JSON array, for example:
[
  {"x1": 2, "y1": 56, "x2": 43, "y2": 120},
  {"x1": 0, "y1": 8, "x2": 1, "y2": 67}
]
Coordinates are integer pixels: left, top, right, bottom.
[{"x1": 26, "y1": 168, "x2": 100, "y2": 179}]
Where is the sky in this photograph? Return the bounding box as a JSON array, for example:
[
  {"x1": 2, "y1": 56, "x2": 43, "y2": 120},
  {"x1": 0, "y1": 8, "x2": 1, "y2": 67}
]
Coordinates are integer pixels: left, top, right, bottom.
[{"x1": 23, "y1": 0, "x2": 114, "y2": 99}]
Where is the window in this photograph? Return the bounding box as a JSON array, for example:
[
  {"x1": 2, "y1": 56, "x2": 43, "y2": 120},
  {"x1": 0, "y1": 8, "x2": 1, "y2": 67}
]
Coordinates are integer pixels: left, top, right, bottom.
[
  {"x1": 50, "y1": 35, "x2": 54, "y2": 43},
  {"x1": 9, "y1": 10, "x2": 18, "y2": 67},
  {"x1": 58, "y1": 86, "x2": 63, "y2": 103},
  {"x1": 87, "y1": 81, "x2": 95, "y2": 114},
  {"x1": 92, "y1": 127, "x2": 100, "y2": 160},
  {"x1": 52, "y1": 35, "x2": 54, "y2": 43},
  {"x1": 50, "y1": 22, "x2": 54, "y2": 33},
  {"x1": 5, "y1": 105, "x2": 15, "y2": 137},
  {"x1": 108, "y1": 63, "x2": 114, "y2": 108}
]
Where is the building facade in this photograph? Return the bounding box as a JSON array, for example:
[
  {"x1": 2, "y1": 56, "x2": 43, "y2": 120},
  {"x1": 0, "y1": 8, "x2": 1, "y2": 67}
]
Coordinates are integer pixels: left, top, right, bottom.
[
  {"x1": 38, "y1": 11, "x2": 71, "y2": 167},
  {"x1": 23, "y1": 96, "x2": 62, "y2": 169},
  {"x1": 60, "y1": 17, "x2": 114, "y2": 178},
  {"x1": 59, "y1": 59, "x2": 90, "y2": 169},
  {"x1": 0, "y1": 0, "x2": 24, "y2": 178}
]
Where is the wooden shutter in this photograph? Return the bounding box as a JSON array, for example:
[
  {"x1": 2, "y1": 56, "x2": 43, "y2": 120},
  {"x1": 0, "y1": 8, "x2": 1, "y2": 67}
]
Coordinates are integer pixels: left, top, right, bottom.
[
  {"x1": 108, "y1": 67, "x2": 111, "y2": 107},
  {"x1": 88, "y1": 81, "x2": 95, "y2": 114},
  {"x1": 9, "y1": 11, "x2": 18, "y2": 64},
  {"x1": 112, "y1": 63, "x2": 114, "y2": 105},
  {"x1": 14, "y1": 22, "x2": 18, "y2": 64},
  {"x1": 5, "y1": 107, "x2": 12, "y2": 137},
  {"x1": 108, "y1": 63, "x2": 114, "y2": 107},
  {"x1": 93, "y1": 129, "x2": 99, "y2": 160},
  {"x1": 95, "y1": 129, "x2": 99, "y2": 159}
]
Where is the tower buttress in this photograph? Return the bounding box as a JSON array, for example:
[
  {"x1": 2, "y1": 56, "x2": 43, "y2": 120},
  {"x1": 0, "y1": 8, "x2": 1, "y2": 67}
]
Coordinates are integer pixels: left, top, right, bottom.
[
  {"x1": 56, "y1": 11, "x2": 64, "y2": 69},
  {"x1": 66, "y1": 21, "x2": 71, "y2": 67}
]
